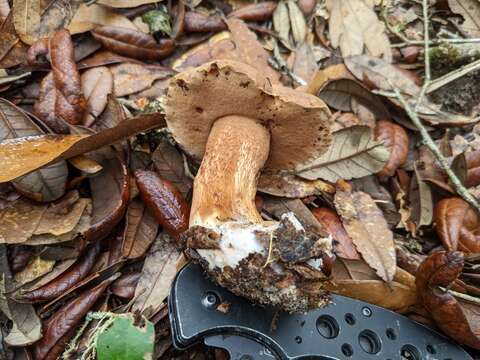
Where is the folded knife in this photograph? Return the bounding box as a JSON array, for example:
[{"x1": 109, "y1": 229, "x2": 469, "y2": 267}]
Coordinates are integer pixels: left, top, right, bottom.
[{"x1": 169, "y1": 263, "x2": 472, "y2": 360}]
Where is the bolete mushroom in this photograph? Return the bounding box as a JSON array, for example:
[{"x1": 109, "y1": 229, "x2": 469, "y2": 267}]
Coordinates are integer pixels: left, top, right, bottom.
[{"x1": 165, "y1": 60, "x2": 334, "y2": 312}]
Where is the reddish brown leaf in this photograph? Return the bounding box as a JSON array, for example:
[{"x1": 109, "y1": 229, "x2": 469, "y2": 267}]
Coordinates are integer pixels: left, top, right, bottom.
[
  {"x1": 416, "y1": 251, "x2": 480, "y2": 349},
  {"x1": 228, "y1": 2, "x2": 277, "y2": 21},
  {"x1": 311, "y1": 207, "x2": 361, "y2": 260},
  {"x1": 9, "y1": 246, "x2": 33, "y2": 274},
  {"x1": 91, "y1": 25, "x2": 175, "y2": 60},
  {"x1": 18, "y1": 242, "x2": 100, "y2": 302},
  {"x1": 297, "y1": 0, "x2": 317, "y2": 15},
  {"x1": 134, "y1": 170, "x2": 189, "y2": 242},
  {"x1": 375, "y1": 120, "x2": 409, "y2": 177},
  {"x1": 111, "y1": 271, "x2": 141, "y2": 299},
  {"x1": 434, "y1": 197, "x2": 480, "y2": 253},
  {"x1": 184, "y1": 12, "x2": 227, "y2": 33},
  {"x1": 32, "y1": 277, "x2": 114, "y2": 360},
  {"x1": 30, "y1": 30, "x2": 86, "y2": 133},
  {"x1": 84, "y1": 148, "x2": 130, "y2": 242},
  {"x1": 77, "y1": 50, "x2": 142, "y2": 70},
  {"x1": 455, "y1": 150, "x2": 480, "y2": 188},
  {"x1": 122, "y1": 198, "x2": 159, "y2": 259}
]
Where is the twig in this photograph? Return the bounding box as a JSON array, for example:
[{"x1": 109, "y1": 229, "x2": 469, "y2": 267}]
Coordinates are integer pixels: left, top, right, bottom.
[
  {"x1": 393, "y1": 87, "x2": 480, "y2": 214},
  {"x1": 426, "y1": 57, "x2": 480, "y2": 94},
  {"x1": 439, "y1": 287, "x2": 480, "y2": 306},
  {"x1": 415, "y1": 0, "x2": 431, "y2": 112}
]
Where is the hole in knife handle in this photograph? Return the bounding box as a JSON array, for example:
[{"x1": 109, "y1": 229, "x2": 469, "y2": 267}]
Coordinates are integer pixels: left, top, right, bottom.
[
  {"x1": 316, "y1": 315, "x2": 339, "y2": 339},
  {"x1": 344, "y1": 313, "x2": 355, "y2": 325},
  {"x1": 426, "y1": 344, "x2": 436, "y2": 354},
  {"x1": 400, "y1": 344, "x2": 421, "y2": 360},
  {"x1": 358, "y1": 330, "x2": 381, "y2": 354},
  {"x1": 341, "y1": 343, "x2": 353, "y2": 357},
  {"x1": 386, "y1": 328, "x2": 397, "y2": 340}
]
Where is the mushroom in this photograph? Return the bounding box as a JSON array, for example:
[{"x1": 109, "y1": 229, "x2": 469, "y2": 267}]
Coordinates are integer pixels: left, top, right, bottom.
[{"x1": 165, "y1": 60, "x2": 334, "y2": 312}]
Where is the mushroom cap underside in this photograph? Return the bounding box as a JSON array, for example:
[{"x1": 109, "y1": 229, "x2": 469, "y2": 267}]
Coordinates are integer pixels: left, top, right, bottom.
[{"x1": 165, "y1": 60, "x2": 333, "y2": 171}]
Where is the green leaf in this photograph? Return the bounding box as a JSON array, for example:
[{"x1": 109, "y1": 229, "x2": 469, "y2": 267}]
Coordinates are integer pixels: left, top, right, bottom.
[
  {"x1": 97, "y1": 313, "x2": 154, "y2": 360},
  {"x1": 142, "y1": 7, "x2": 171, "y2": 35}
]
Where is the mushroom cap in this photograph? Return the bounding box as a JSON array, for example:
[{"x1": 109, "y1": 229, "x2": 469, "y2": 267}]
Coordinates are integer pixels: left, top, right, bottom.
[{"x1": 165, "y1": 60, "x2": 332, "y2": 171}]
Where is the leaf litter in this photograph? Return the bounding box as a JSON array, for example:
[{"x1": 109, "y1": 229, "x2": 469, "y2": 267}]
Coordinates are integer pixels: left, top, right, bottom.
[{"x1": 1, "y1": 0, "x2": 480, "y2": 357}]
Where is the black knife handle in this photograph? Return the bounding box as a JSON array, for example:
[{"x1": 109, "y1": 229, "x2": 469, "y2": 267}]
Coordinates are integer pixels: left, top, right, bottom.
[{"x1": 169, "y1": 263, "x2": 472, "y2": 360}]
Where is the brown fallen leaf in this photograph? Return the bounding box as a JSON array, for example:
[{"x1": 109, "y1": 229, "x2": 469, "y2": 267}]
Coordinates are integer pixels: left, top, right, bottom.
[
  {"x1": 296, "y1": 126, "x2": 389, "y2": 182},
  {"x1": 334, "y1": 183, "x2": 396, "y2": 282},
  {"x1": 258, "y1": 173, "x2": 334, "y2": 198},
  {"x1": 11, "y1": 0, "x2": 40, "y2": 45},
  {"x1": 408, "y1": 161, "x2": 434, "y2": 229},
  {"x1": 0, "y1": 246, "x2": 42, "y2": 347},
  {"x1": 122, "y1": 198, "x2": 159, "y2": 259},
  {"x1": 326, "y1": 258, "x2": 416, "y2": 313},
  {"x1": 152, "y1": 137, "x2": 192, "y2": 197},
  {"x1": 375, "y1": 120, "x2": 409, "y2": 177},
  {"x1": 111, "y1": 271, "x2": 142, "y2": 299},
  {"x1": 96, "y1": 0, "x2": 162, "y2": 7},
  {"x1": 84, "y1": 148, "x2": 129, "y2": 243},
  {"x1": 311, "y1": 207, "x2": 360, "y2": 260},
  {"x1": 14, "y1": 256, "x2": 55, "y2": 285},
  {"x1": 416, "y1": 251, "x2": 480, "y2": 349},
  {"x1": 18, "y1": 241, "x2": 100, "y2": 302},
  {"x1": 326, "y1": 0, "x2": 391, "y2": 61},
  {"x1": 132, "y1": 232, "x2": 180, "y2": 318},
  {"x1": 91, "y1": 26, "x2": 175, "y2": 61},
  {"x1": 67, "y1": 3, "x2": 138, "y2": 34},
  {"x1": 0, "y1": 13, "x2": 28, "y2": 69},
  {"x1": 0, "y1": 112, "x2": 166, "y2": 183},
  {"x1": 77, "y1": 50, "x2": 142, "y2": 70},
  {"x1": 134, "y1": 170, "x2": 189, "y2": 242},
  {"x1": 81, "y1": 66, "x2": 113, "y2": 126},
  {"x1": 0, "y1": 98, "x2": 68, "y2": 202},
  {"x1": 32, "y1": 276, "x2": 115, "y2": 360},
  {"x1": 110, "y1": 63, "x2": 175, "y2": 97},
  {"x1": 448, "y1": 0, "x2": 480, "y2": 38},
  {"x1": 228, "y1": 1, "x2": 276, "y2": 21},
  {"x1": 30, "y1": 30, "x2": 86, "y2": 132},
  {"x1": 435, "y1": 197, "x2": 480, "y2": 253},
  {"x1": 184, "y1": 11, "x2": 227, "y2": 33}
]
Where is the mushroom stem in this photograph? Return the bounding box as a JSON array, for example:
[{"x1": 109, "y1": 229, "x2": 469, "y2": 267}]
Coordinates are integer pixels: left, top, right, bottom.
[{"x1": 190, "y1": 115, "x2": 270, "y2": 228}]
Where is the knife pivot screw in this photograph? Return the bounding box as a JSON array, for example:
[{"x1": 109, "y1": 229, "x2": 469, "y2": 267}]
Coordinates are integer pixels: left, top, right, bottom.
[
  {"x1": 201, "y1": 291, "x2": 220, "y2": 309},
  {"x1": 361, "y1": 306, "x2": 372, "y2": 317},
  {"x1": 400, "y1": 345, "x2": 420, "y2": 360}
]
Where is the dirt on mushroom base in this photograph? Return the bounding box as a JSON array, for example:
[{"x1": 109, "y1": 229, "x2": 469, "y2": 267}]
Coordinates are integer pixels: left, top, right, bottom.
[{"x1": 183, "y1": 213, "x2": 333, "y2": 313}]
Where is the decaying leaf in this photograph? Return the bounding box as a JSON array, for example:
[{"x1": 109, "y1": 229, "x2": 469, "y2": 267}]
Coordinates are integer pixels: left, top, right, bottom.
[
  {"x1": 0, "y1": 246, "x2": 42, "y2": 346},
  {"x1": 258, "y1": 173, "x2": 334, "y2": 198},
  {"x1": 375, "y1": 120, "x2": 409, "y2": 177},
  {"x1": 448, "y1": 0, "x2": 480, "y2": 38},
  {"x1": 14, "y1": 256, "x2": 55, "y2": 285},
  {"x1": 12, "y1": 0, "x2": 40, "y2": 44},
  {"x1": 122, "y1": 198, "x2": 159, "y2": 259},
  {"x1": 296, "y1": 126, "x2": 389, "y2": 182},
  {"x1": 326, "y1": 0, "x2": 391, "y2": 61},
  {"x1": 81, "y1": 66, "x2": 113, "y2": 126},
  {"x1": 334, "y1": 185, "x2": 396, "y2": 282},
  {"x1": 416, "y1": 251, "x2": 480, "y2": 349},
  {"x1": 152, "y1": 138, "x2": 192, "y2": 197},
  {"x1": 132, "y1": 232, "x2": 181, "y2": 318},
  {"x1": 135, "y1": 170, "x2": 189, "y2": 242},
  {"x1": 67, "y1": 3, "x2": 137, "y2": 34},
  {"x1": 0, "y1": 112, "x2": 166, "y2": 183},
  {"x1": 434, "y1": 197, "x2": 480, "y2": 253},
  {"x1": 326, "y1": 258, "x2": 416, "y2": 312}
]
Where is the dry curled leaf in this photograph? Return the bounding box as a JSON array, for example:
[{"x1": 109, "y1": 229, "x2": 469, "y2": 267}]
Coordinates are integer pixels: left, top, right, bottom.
[
  {"x1": 32, "y1": 276, "x2": 115, "y2": 360},
  {"x1": 326, "y1": 0, "x2": 391, "y2": 61},
  {"x1": 375, "y1": 120, "x2": 409, "y2": 177},
  {"x1": 0, "y1": 113, "x2": 166, "y2": 183},
  {"x1": 111, "y1": 271, "x2": 141, "y2": 299},
  {"x1": 434, "y1": 197, "x2": 480, "y2": 253},
  {"x1": 132, "y1": 232, "x2": 180, "y2": 318},
  {"x1": 228, "y1": 1, "x2": 277, "y2": 21},
  {"x1": 184, "y1": 11, "x2": 227, "y2": 33},
  {"x1": 134, "y1": 170, "x2": 189, "y2": 242},
  {"x1": 311, "y1": 207, "x2": 360, "y2": 260},
  {"x1": 122, "y1": 198, "x2": 159, "y2": 259},
  {"x1": 81, "y1": 66, "x2": 113, "y2": 127},
  {"x1": 258, "y1": 173, "x2": 334, "y2": 198},
  {"x1": 18, "y1": 242, "x2": 100, "y2": 302},
  {"x1": 334, "y1": 185, "x2": 396, "y2": 282},
  {"x1": 30, "y1": 30, "x2": 86, "y2": 132},
  {"x1": 296, "y1": 126, "x2": 389, "y2": 182},
  {"x1": 91, "y1": 25, "x2": 175, "y2": 60},
  {"x1": 416, "y1": 251, "x2": 480, "y2": 349}
]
